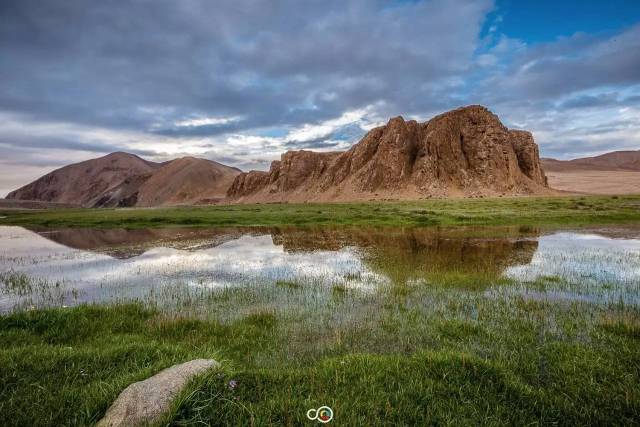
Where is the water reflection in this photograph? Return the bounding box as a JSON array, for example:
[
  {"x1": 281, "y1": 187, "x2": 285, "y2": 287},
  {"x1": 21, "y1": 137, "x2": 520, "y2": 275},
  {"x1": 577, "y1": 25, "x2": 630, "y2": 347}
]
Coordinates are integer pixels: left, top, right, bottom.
[
  {"x1": 35, "y1": 227, "x2": 256, "y2": 258},
  {"x1": 506, "y1": 232, "x2": 640, "y2": 285},
  {"x1": 37, "y1": 226, "x2": 542, "y2": 278},
  {"x1": 0, "y1": 226, "x2": 387, "y2": 311},
  {"x1": 270, "y1": 227, "x2": 540, "y2": 283},
  {"x1": 501, "y1": 232, "x2": 640, "y2": 305},
  {"x1": 0, "y1": 225, "x2": 639, "y2": 312}
]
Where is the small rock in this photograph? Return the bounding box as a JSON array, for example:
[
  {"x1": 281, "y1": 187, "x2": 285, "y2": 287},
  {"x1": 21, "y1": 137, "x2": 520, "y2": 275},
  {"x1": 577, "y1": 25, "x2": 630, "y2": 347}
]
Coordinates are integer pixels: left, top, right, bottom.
[{"x1": 97, "y1": 359, "x2": 219, "y2": 427}]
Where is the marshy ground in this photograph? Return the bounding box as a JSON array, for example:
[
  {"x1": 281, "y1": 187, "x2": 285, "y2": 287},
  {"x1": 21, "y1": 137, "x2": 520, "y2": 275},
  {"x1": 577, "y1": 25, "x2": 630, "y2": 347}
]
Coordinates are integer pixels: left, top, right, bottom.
[
  {"x1": 0, "y1": 195, "x2": 639, "y2": 426},
  {"x1": 1, "y1": 194, "x2": 640, "y2": 229}
]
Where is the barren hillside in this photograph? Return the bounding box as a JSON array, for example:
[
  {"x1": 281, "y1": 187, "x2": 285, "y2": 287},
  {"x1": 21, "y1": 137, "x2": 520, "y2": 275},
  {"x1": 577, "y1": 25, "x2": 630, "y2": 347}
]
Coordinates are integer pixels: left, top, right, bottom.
[
  {"x1": 542, "y1": 151, "x2": 640, "y2": 195},
  {"x1": 6, "y1": 152, "x2": 160, "y2": 206},
  {"x1": 136, "y1": 157, "x2": 241, "y2": 206},
  {"x1": 6, "y1": 153, "x2": 241, "y2": 207},
  {"x1": 542, "y1": 151, "x2": 640, "y2": 172}
]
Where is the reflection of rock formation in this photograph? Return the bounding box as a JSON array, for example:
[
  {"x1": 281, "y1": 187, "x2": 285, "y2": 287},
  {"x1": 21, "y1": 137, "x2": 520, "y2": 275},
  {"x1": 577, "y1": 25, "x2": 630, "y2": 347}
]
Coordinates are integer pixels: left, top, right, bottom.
[{"x1": 270, "y1": 226, "x2": 541, "y2": 281}]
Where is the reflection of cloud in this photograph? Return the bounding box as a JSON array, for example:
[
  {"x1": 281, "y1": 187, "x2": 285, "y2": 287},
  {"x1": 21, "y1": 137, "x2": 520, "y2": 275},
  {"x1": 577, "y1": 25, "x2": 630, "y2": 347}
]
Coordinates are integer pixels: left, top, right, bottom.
[
  {"x1": 0, "y1": 228, "x2": 387, "y2": 310},
  {"x1": 505, "y1": 232, "x2": 640, "y2": 286}
]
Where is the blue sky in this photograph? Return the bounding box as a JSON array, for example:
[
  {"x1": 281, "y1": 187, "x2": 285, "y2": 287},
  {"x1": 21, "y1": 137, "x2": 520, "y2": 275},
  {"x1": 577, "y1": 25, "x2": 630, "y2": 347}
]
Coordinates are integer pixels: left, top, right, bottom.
[
  {"x1": 491, "y1": 0, "x2": 640, "y2": 42},
  {"x1": 0, "y1": 0, "x2": 639, "y2": 195}
]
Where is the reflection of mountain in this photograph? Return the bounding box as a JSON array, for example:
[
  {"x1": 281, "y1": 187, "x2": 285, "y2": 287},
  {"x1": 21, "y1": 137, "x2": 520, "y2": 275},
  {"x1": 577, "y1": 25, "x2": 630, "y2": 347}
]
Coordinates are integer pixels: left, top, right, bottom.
[
  {"x1": 270, "y1": 226, "x2": 541, "y2": 282},
  {"x1": 31, "y1": 226, "x2": 541, "y2": 281},
  {"x1": 33, "y1": 227, "x2": 257, "y2": 258}
]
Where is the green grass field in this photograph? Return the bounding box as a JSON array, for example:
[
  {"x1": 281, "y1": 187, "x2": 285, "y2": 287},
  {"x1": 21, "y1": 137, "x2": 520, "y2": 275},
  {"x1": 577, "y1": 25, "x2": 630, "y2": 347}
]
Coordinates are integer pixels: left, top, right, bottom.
[
  {"x1": 1, "y1": 195, "x2": 639, "y2": 229},
  {"x1": 1, "y1": 196, "x2": 639, "y2": 426},
  {"x1": 1, "y1": 292, "x2": 638, "y2": 426}
]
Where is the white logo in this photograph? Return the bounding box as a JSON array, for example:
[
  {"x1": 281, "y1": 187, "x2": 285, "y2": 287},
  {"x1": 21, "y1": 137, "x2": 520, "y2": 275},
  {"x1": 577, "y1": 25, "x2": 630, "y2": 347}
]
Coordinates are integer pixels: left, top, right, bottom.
[{"x1": 306, "y1": 406, "x2": 333, "y2": 423}]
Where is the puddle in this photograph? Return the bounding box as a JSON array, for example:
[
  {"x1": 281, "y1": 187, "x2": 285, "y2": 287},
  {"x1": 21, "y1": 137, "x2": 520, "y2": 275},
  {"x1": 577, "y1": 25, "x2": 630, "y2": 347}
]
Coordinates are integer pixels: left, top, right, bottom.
[
  {"x1": 1, "y1": 225, "x2": 639, "y2": 312},
  {"x1": 501, "y1": 232, "x2": 640, "y2": 305},
  {"x1": 505, "y1": 233, "x2": 640, "y2": 285}
]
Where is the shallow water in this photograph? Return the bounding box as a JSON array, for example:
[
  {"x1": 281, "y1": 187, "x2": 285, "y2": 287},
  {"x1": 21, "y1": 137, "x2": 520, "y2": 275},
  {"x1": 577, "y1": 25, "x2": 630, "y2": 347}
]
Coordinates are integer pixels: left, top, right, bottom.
[{"x1": 0, "y1": 225, "x2": 639, "y2": 312}]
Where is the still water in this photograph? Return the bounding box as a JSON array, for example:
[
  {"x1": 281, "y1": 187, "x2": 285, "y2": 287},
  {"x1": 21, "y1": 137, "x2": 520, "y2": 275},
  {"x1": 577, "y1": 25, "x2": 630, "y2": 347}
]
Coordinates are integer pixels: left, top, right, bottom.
[{"x1": 1, "y1": 225, "x2": 639, "y2": 312}]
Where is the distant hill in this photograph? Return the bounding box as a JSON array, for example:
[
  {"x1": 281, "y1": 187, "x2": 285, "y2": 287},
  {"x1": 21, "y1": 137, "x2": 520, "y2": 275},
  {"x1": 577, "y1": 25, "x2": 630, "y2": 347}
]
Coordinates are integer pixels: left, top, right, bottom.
[
  {"x1": 542, "y1": 150, "x2": 640, "y2": 172},
  {"x1": 6, "y1": 152, "x2": 160, "y2": 206},
  {"x1": 6, "y1": 152, "x2": 241, "y2": 207},
  {"x1": 135, "y1": 157, "x2": 240, "y2": 207},
  {"x1": 542, "y1": 151, "x2": 640, "y2": 195}
]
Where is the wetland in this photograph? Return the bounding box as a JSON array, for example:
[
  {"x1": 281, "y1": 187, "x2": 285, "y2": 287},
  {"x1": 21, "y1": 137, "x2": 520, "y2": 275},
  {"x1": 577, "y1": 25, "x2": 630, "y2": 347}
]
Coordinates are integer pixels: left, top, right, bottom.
[{"x1": 1, "y1": 198, "x2": 639, "y2": 426}]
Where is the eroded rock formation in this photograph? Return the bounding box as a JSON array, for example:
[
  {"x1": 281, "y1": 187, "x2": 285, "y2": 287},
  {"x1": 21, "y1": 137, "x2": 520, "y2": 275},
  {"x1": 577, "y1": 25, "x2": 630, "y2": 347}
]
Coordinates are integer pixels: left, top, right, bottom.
[{"x1": 228, "y1": 105, "x2": 550, "y2": 202}]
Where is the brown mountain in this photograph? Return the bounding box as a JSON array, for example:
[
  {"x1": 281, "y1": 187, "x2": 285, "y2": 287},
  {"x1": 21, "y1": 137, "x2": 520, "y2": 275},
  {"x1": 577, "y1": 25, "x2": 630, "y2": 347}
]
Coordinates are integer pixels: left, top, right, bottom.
[
  {"x1": 135, "y1": 157, "x2": 240, "y2": 206},
  {"x1": 228, "y1": 105, "x2": 550, "y2": 203},
  {"x1": 542, "y1": 151, "x2": 640, "y2": 195},
  {"x1": 6, "y1": 152, "x2": 160, "y2": 206},
  {"x1": 7, "y1": 152, "x2": 241, "y2": 207},
  {"x1": 542, "y1": 150, "x2": 640, "y2": 172}
]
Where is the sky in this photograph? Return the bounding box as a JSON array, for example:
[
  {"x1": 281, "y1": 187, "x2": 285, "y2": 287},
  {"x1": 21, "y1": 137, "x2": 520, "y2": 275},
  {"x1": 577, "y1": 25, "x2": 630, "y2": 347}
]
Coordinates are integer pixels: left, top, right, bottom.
[{"x1": 1, "y1": 0, "x2": 640, "y2": 196}]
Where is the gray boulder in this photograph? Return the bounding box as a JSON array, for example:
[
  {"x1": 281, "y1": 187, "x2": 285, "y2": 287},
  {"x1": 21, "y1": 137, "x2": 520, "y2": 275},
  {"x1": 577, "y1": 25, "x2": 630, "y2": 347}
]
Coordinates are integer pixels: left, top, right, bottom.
[{"x1": 97, "y1": 359, "x2": 219, "y2": 427}]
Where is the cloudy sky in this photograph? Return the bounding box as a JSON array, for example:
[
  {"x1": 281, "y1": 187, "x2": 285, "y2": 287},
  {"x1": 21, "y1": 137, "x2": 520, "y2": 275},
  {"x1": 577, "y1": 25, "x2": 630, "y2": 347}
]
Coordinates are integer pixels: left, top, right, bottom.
[{"x1": 1, "y1": 0, "x2": 640, "y2": 196}]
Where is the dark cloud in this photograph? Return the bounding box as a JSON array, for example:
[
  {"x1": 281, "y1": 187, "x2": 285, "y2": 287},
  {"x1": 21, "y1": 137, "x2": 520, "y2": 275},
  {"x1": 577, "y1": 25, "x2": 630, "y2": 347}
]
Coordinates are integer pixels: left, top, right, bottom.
[
  {"x1": 0, "y1": 136, "x2": 159, "y2": 158},
  {"x1": 0, "y1": 0, "x2": 492, "y2": 133},
  {"x1": 152, "y1": 122, "x2": 246, "y2": 138},
  {"x1": 558, "y1": 93, "x2": 621, "y2": 110}
]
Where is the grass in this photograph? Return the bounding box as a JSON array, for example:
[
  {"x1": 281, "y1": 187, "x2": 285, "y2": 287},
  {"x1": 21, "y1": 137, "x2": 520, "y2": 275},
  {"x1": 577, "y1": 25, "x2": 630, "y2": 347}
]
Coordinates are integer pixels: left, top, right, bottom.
[
  {"x1": 1, "y1": 202, "x2": 639, "y2": 425},
  {"x1": 1, "y1": 277, "x2": 639, "y2": 425},
  {"x1": 0, "y1": 195, "x2": 639, "y2": 229},
  {"x1": 275, "y1": 280, "x2": 301, "y2": 290}
]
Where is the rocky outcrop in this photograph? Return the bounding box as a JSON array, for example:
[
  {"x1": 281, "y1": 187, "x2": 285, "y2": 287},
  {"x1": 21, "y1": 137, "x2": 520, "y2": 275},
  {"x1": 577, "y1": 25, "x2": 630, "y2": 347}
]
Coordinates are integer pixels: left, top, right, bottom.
[
  {"x1": 97, "y1": 359, "x2": 219, "y2": 427},
  {"x1": 227, "y1": 152, "x2": 342, "y2": 198},
  {"x1": 509, "y1": 130, "x2": 547, "y2": 185},
  {"x1": 228, "y1": 105, "x2": 550, "y2": 202},
  {"x1": 227, "y1": 170, "x2": 271, "y2": 198}
]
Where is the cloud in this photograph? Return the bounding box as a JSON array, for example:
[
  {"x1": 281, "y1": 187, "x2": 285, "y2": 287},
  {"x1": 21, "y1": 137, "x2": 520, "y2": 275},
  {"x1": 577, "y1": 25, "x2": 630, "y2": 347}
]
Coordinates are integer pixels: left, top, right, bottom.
[
  {"x1": 173, "y1": 116, "x2": 244, "y2": 128},
  {"x1": 286, "y1": 108, "x2": 375, "y2": 143},
  {"x1": 485, "y1": 26, "x2": 640, "y2": 101},
  {"x1": 0, "y1": 0, "x2": 639, "y2": 190},
  {"x1": 0, "y1": 0, "x2": 492, "y2": 132},
  {"x1": 469, "y1": 24, "x2": 640, "y2": 160}
]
